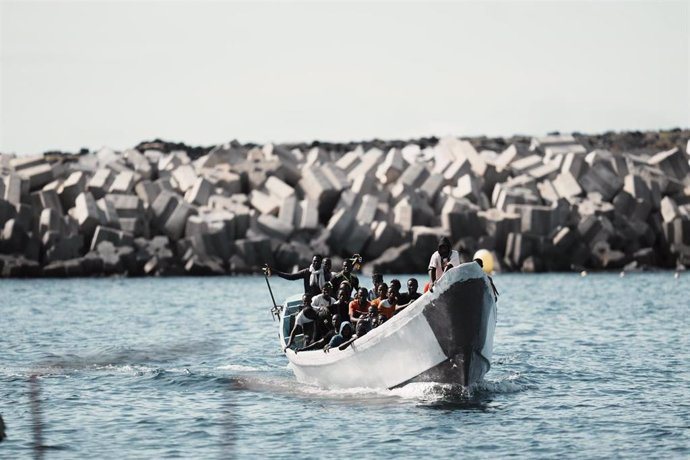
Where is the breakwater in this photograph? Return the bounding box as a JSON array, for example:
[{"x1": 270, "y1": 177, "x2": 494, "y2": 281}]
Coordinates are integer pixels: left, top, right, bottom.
[{"x1": 1, "y1": 130, "x2": 689, "y2": 277}]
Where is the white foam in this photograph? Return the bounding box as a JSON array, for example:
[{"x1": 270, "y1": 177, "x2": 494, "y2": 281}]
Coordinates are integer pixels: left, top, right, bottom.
[{"x1": 217, "y1": 364, "x2": 260, "y2": 372}]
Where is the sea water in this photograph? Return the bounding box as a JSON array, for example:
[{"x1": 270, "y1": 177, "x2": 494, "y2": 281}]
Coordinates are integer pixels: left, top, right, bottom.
[{"x1": 1, "y1": 273, "x2": 688, "y2": 458}]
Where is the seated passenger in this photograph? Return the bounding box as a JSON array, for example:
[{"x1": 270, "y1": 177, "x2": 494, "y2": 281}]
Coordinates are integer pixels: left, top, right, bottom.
[
  {"x1": 389, "y1": 279, "x2": 402, "y2": 297},
  {"x1": 369, "y1": 283, "x2": 388, "y2": 310},
  {"x1": 284, "y1": 294, "x2": 317, "y2": 352},
  {"x1": 312, "y1": 282, "x2": 336, "y2": 310},
  {"x1": 324, "y1": 321, "x2": 353, "y2": 352},
  {"x1": 338, "y1": 314, "x2": 373, "y2": 351},
  {"x1": 348, "y1": 287, "x2": 371, "y2": 322},
  {"x1": 331, "y1": 289, "x2": 351, "y2": 323},
  {"x1": 368, "y1": 273, "x2": 384, "y2": 301},
  {"x1": 378, "y1": 290, "x2": 398, "y2": 320},
  {"x1": 338, "y1": 280, "x2": 353, "y2": 301},
  {"x1": 397, "y1": 278, "x2": 422, "y2": 309},
  {"x1": 298, "y1": 313, "x2": 341, "y2": 352}
]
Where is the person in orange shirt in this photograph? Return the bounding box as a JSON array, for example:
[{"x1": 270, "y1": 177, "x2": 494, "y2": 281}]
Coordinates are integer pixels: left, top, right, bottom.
[
  {"x1": 369, "y1": 283, "x2": 388, "y2": 311},
  {"x1": 348, "y1": 287, "x2": 371, "y2": 323},
  {"x1": 377, "y1": 290, "x2": 398, "y2": 320}
]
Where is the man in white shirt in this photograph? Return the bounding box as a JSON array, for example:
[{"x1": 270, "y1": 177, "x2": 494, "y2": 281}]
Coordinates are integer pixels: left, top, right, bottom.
[
  {"x1": 311, "y1": 282, "x2": 336, "y2": 311},
  {"x1": 428, "y1": 236, "x2": 461, "y2": 289}
]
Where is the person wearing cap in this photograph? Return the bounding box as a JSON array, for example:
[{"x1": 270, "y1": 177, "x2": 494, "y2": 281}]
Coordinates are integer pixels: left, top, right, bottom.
[
  {"x1": 330, "y1": 258, "x2": 360, "y2": 292},
  {"x1": 427, "y1": 236, "x2": 461, "y2": 290}
]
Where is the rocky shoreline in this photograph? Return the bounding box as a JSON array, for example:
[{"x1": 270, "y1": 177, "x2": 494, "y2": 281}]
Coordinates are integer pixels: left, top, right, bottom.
[{"x1": 1, "y1": 129, "x2": 689, "y2": 277}]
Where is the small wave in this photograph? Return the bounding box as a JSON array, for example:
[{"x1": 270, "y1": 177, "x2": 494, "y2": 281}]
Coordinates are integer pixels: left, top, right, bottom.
[{"x1": 216, "y1": 364, "x2": 261, "y2": 372}]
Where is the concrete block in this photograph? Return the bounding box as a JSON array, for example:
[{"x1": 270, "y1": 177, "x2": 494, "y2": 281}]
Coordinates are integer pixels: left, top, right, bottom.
[
  {"x1": 163, "y1": 201, "x2": 197, "y2": 240},
  {"x1": 351, "y1": 174, "x2": 377, "y2": 197},
  {"x1": 398, "y1": 163, "x2": 430, "y2": 189},
  {"x1": 623, "y1": 174, "x2": 652, "y2": 203},
  {"x1": 419, "y1": 174, "x2": 445, "y2": 206},
  {"x1": 105, "y1": 194, "x2": 143, "y2": 219},
  {"x1": 1, "y1": 219, "x2": 29, "y2": 253},
  {"x1": 660, "y1": 196, "x2": 680, "y2": 223},
  {"x1": 347, "y1": 148, "x2": 383, "y2": 182},
  {"x1": 442, "y1": 210, "x2": 483, "y2": 241},
  {"x1": 528, "y1": 161, "x2": 561, "y2": 182},
  {"x1": 509, "y1": 204, "x2": 555, "y2": 236},
  {"x1": 335, "y1": 148, "x2": 362, "y2": 173},
  {"x1": 454, "y1": 174, "x2": 483, "y2": 203},
  {"x1": 0, "y1": 199, "x2": 17, "y2": 231},
  {"x1": 172, "y1": 164, "x2": 198, "y2": 192},
  {"x1": 537, "y1": 180, "x2": 559, "y2": 204},
  {"x1": 322, "y1": 163, "x2": 350, "y2": 191},
  {"x1": 364, "y1": 221, "x2": 401, "y2": 260},
  {"x1": 72, "y1": 192, "x2": 101, "y2": 237},
  {"x1": 10, "y1": 154, "x2": 45, "y2": 172},
  {"x1": 355, "y1": 194, "x2": 379, "y2": 225},
  {"x1": 87, "y1": 169, "x2": 114, "y2": 199},
  {"x1": 552, "y1": 226, "x2": 576, "y2": 252},
  {"x1": 90, "y1": 225, "x2": 134, "y2": 251},
  {"x1": 326, "y1": 207, "x2": 355, "y2": 252},
  {"x1": 494, "y1": 144, "x2": 520, "y2": 171},
  {"x1": 184, "y1": 177, "x2": 213, "y2": 206},
  {"x1": 577, "y1": 163, "x2": 623, "y2": 201},
  {"x1": 561, "y1": 152, "x2": 589, "y2": 179},
  {"x1": 306, "y1": 146, "x2": 330, "y2": 166},
  {"x1": 390, "y1": 197, "x2": 413, "y2": 233},
  {"x1": 300, "y1": 165, "x2": 341, "y2": 219},
  {"x1": 30, "y1": 190, "x2": 64, "y2": 216},
  {"x1": 135, "y1": 180, "x2": 162, "y2": 205},
  {"x1": 124, "y1": 148, "x2": 152, "y2": 179},
  {"x1": 202, "y1": 166, "x2": 242, "y2": 195},
  {"x1": 108, "y1": 170, "x2": 136, "y2": 194},
  {"x1": 648, "y1": 147, "x2": 690, "y2": 182},
  {"x1": 59, "y1": 171, "x2": 87, "y2": 210},
  {"x1": 296, "y1": 199, "x2": 319, "y2": 229},
  {"x1": 431, "y1": 144, "x2": 455, "y2": 176},
  {"x1": 478, "y1": 208, "x2": 521, "y2": 254},
  {"x1": 2, "y1": 174, "x2": 23, "y2": 205},
  {"x1": 342, "y1": 221, "x2": 370, "y2": 255},
  {"x1": 18, "y1": 163, "x2": 54, "y2": 190},
  {"x1": 278, "y1": 195, "x2": 297, "y2": 227},
  {"x1": 264, "y1": 176, "x2": 295, "y2": 201},
  {"x1": 443, "y1": 158, "x2": 472, "y2": 184},
  {"x1": 45, "y1": 234, "x2": 84, "y2": 263},
  {"x1": 96, "y1": 198, "x2": 121, "y2": 229},
  {"x1": 504, "y1": 232, "x2": 536, "y2": 267},
  {"x1": 249, "y1": 190, "x2": 280, "y2": 215},
  {"x1": 510, "y1": 155, "x2": 543, "y2": 175},
  {"x1": 552, "y1": 172, "x2": 583, "y2": 200},
  {"x1": 376, "y1": 148, "x2": 407, "y2": 184},
  {"x1": 151, "y1": 190, "x2": 181, "y2": 226}
]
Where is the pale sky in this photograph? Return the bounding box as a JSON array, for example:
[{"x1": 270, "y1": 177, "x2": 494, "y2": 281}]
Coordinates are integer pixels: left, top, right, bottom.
[{"x1": 1, "y1": 0, "x2": 688, "y2": 155}]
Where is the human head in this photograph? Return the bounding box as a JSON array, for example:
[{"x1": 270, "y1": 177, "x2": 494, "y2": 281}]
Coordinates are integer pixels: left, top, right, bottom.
[
  {"x1": 389, "y1": 279, "x2": 401, "y2": 294},
  {"x1": 337, "y1": 288, "x2": 349, "y2": 302},
  {"x1": 407, "y1": 278, "x2": 418, "y2": 294},
  {"x1": 322, "y1": 282, "x2": 333, "y2": 297},
  {"x1": 356, "y1": 287, "x2": 369, "y2": 302},
  {"x1": 368, "y1": 305, "x2": 378, "y2": 316},
  {"x1": 377, "y1": 283, "x2": 388, "y2": 299},
  {"x1": 438, "y1": 237, "x2": 452, "y2": 258},
  {"x1": 342, "y1": 259, "x2": 353, "y2": 273},
  {"x1": 340, "y1": 322, "x2": 353, "y2": 340},
  {"x1": 323, "y1": 257, "x2": 332, "y2": 272},
  {"x1": 371, "y1": 273, "x2": 383, "y2": 288},
  {"x1": 302, "y1": 293, "x2": 312, "y2": 307},
  {"x1": 331, "y1": 313, "x2": 341, "y2": 330},
  {"x1": 387, "y1": 290, "x2": 398, "y2": 305},
  {"x1": 339, "y1": 281, "x2": 352, "y2": 298},
  {"x1": 311, "y1": 255, "x2": 323, "y2": 270}
]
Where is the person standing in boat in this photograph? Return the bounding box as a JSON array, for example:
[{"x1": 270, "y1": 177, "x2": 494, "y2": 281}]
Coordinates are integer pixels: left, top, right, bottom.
[
  {"x1": 427, "y1": 237, "x2": 461, "y2": 291},
  {"x1": 330, "y1": 255, "x2": 361, "y2": 292},
  {"x1": 266, "y1": 254, "x2": 326, "y2": 297}
]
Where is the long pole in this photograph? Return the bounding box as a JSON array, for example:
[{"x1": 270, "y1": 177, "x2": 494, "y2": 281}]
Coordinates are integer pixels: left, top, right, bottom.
[{"x1": 264, "y1": 266, "x2": 279, "y2": 321}]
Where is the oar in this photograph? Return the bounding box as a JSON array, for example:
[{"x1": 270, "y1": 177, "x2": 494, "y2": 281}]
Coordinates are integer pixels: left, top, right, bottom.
[{"x1": 263, "y1": 265, "x2": 280, "y2": 321}]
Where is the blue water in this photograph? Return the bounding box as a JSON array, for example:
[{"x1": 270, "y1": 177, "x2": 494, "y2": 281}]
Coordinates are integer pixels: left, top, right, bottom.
[{"x1": 1, "y1": 273, "x2": 689, "y2": 459}]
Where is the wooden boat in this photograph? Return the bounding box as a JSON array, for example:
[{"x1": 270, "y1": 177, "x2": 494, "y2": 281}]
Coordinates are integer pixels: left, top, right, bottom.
[{"x1": 277, "y1": 261, "x2": 497, "y2": 389}]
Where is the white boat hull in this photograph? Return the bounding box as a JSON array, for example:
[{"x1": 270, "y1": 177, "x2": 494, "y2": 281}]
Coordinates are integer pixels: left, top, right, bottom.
[{"x1": 279, "y1": 262, "x2": 497, "y2": 389}]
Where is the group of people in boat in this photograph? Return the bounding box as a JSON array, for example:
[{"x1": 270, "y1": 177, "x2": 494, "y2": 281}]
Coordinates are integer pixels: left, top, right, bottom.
[{"x1": 265, "y1": 236, "x2": 465, "y2": 354}]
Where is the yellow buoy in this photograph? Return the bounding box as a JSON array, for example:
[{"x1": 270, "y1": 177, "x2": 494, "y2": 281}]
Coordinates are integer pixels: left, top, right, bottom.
[{"x1": 473, "y1": 249, "x2": 494, "y2": 274}]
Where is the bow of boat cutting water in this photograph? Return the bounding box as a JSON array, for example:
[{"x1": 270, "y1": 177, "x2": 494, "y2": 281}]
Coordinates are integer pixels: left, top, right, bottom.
[{"x1": 1, "y1": 274, "x2": 688, "y2": 458}]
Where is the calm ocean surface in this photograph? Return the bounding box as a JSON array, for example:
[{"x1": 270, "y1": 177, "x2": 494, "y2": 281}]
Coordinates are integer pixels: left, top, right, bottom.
[{"x1": 1, "y1": 273, "x2": 688, "y2": 459}]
